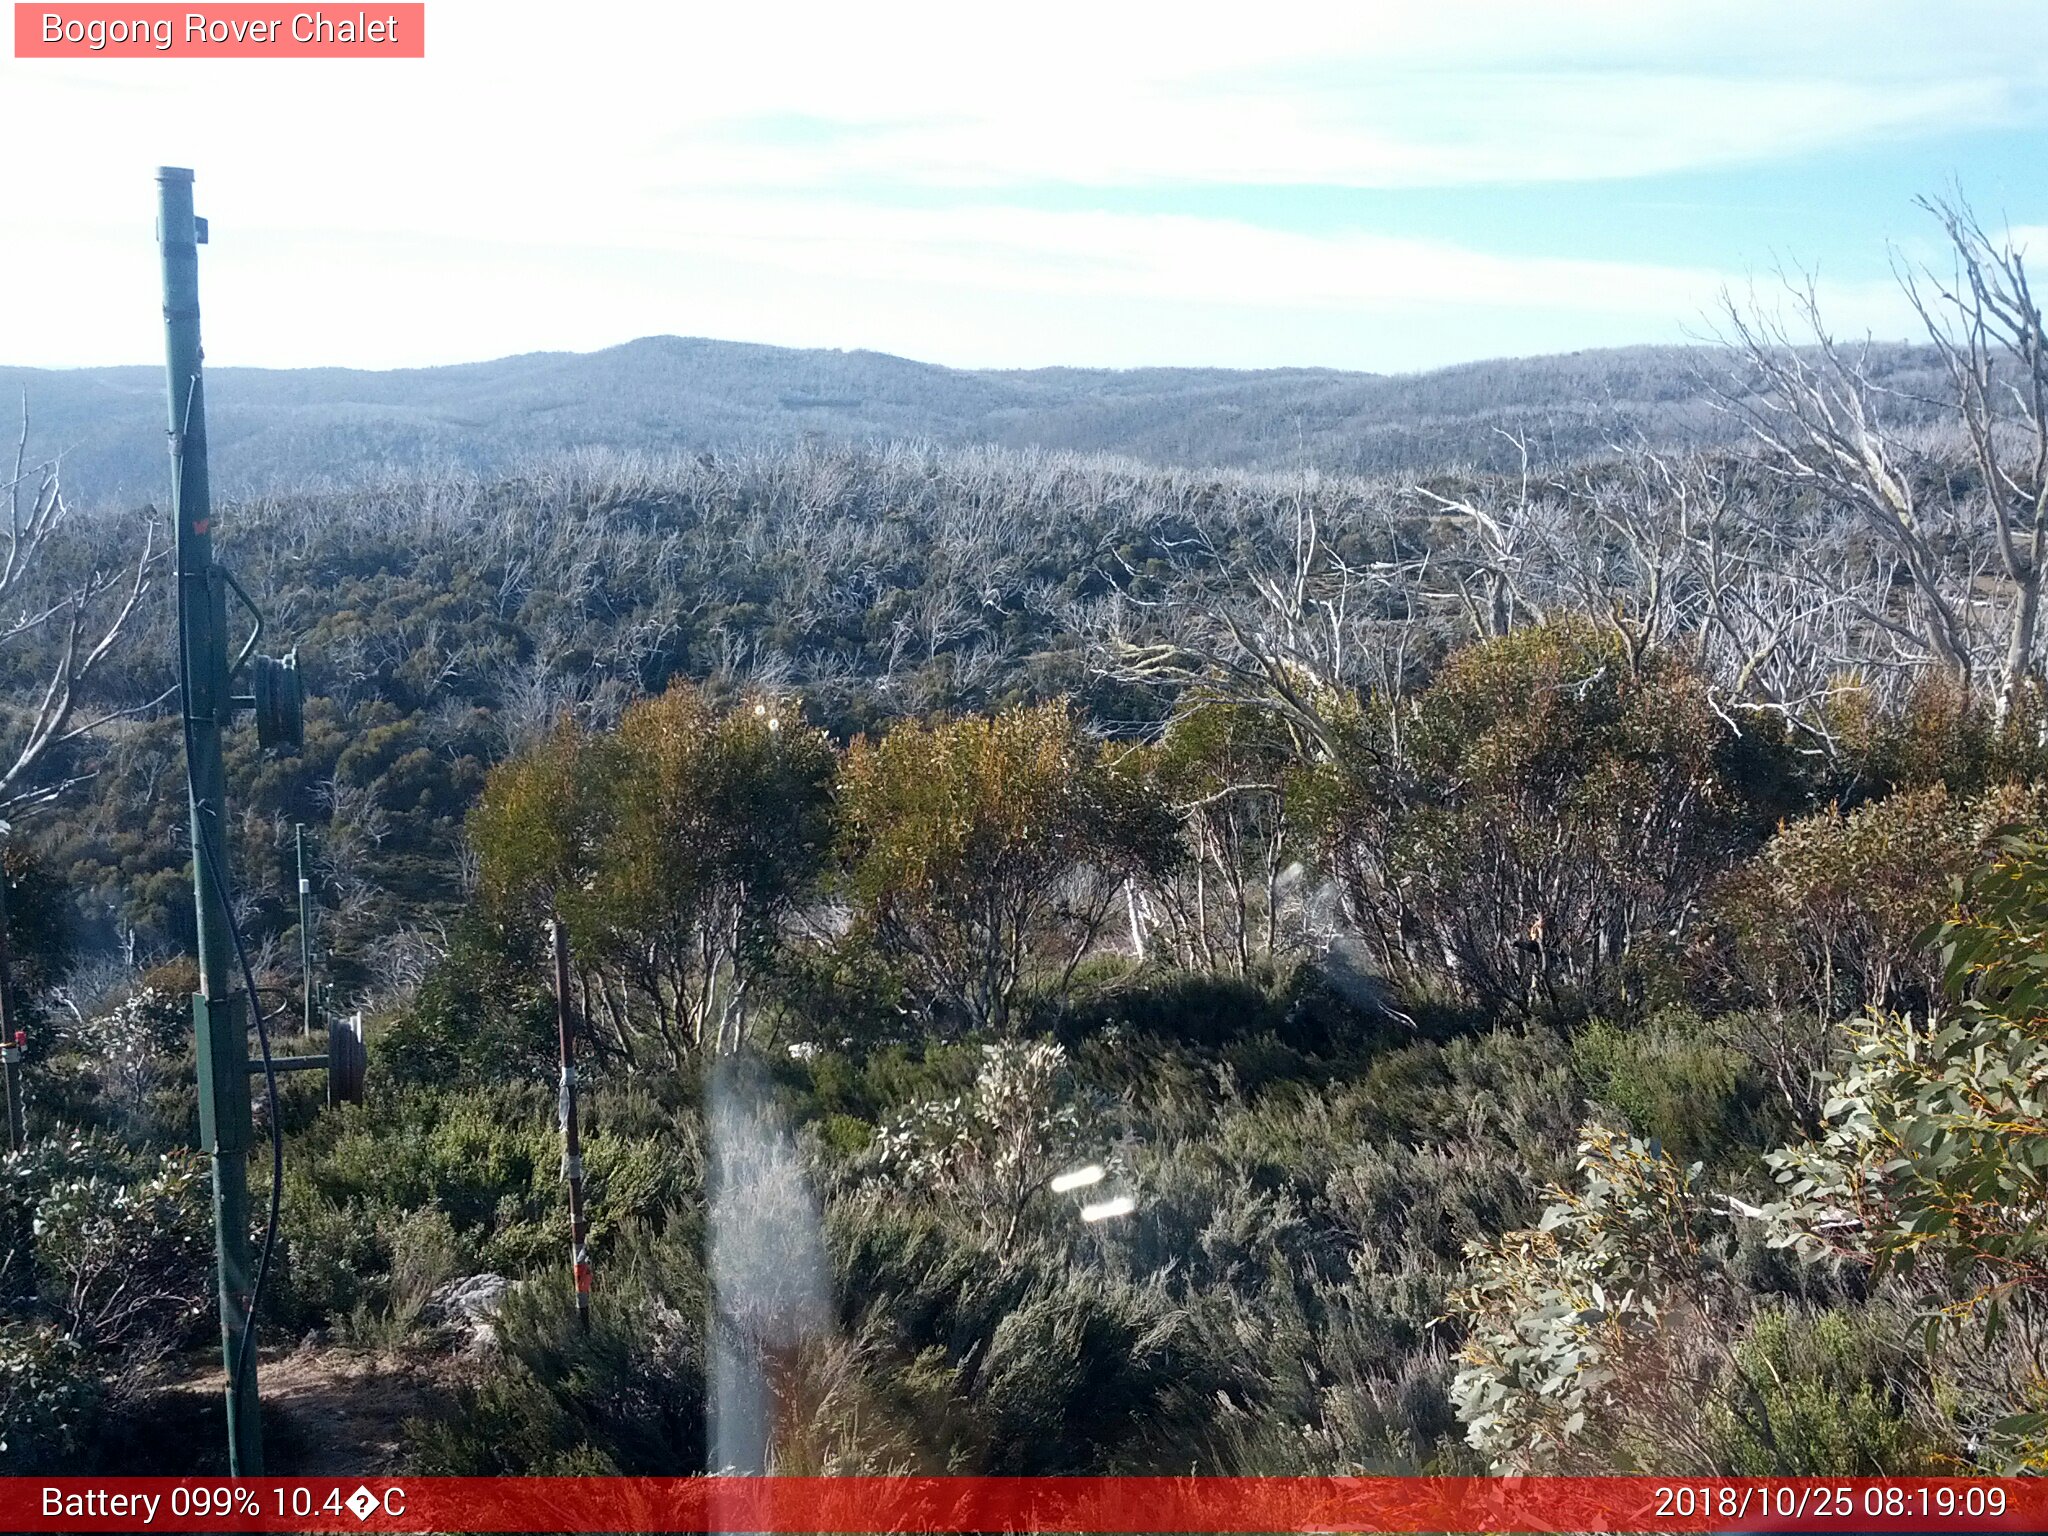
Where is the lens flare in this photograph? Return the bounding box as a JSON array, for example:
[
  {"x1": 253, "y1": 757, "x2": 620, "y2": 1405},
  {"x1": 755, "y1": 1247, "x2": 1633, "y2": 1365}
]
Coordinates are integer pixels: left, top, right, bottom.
[{"x1": 1080, "y1": 1194, "x2": 1136, "y2": 1223}]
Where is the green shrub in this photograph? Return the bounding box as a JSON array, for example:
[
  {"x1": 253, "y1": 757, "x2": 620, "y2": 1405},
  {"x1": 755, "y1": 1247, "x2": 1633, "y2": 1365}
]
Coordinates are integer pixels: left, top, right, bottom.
[
  {"x1": 1063, "y1": 969, "x2": 1280, "y2": 1051},
  {"x1": 302, "y1": 1088, "x2": 552, "y2": 1238},
  {"x1": 1448, "y1": 1125, "x2": 1729, "y2": 1473},
  {"x1": 377, "y1": 915, "x2": 554, "y2": 1090},
  {"x1": 1350, "y1": 1028, "x2": 1580, "y2": 1160},
  {"x1": 1830, "y1": 673, "x2": 2048, "y2": 799},
  {"x1": 1324, "y1": 1140, "x2": 1536, "y2": 1267},
  {"x1": 1305, "y1": 620, "x2": 1754, "y2": 1016},
  {"x1": 1761, "y1": 828, "x2": 2048, "y2": 1341},
  {"x1": 1, "y1": 1134, "x2": 210, "y2": 1358},
  {"x1": 872, "y1": 1040, "x2": 1086, "y2": 1256},
  {"x1": 1694, "y1": 782, "x2": 2041, "y2": 1021},
  {"x1": 785, "y1": 1040, "x2": 981, "y2": 1127},
  {"x1": 272, "y1": 1189, "x2": 383, "y2": 1329},
  {"x1": 768, "y1": 937, "x2": 919, "y2": 1055},
  {"x1": 970, "y1": 1275, "x2": 1247, "y2": 1473},
  {"x1": 812, "y1": 1114, "x2": 874, "y2": 1161},
  {"x1": 0, "y1": 1322, "x2": 103, "y2": 1474},
  {"x1": 386, "y1": 1206, "x2": 466, "y2": 1328},
  {"x1": 1706, "y1": 1307, "x2": 1947, "y2": 1474},
  {"x1": 278, "y1": 1082, "x2": 695, "y2": 1332},
  {"x1": 1572, "y1": 1011, "x2": 1783, "y2": 1168},
  {"x1": 839, "y1": 701, "x2": 1176, "y2": 1034},
  {"x1": 31, "y1": 974, "x2": 196, "y2": 1152},
  {"x1": 408, "y1": 1233, "x2": 708, "y2": 1474}
]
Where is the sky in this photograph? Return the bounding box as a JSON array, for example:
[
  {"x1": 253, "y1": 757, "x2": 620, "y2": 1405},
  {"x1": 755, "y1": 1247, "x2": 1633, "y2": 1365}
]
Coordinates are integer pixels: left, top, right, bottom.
[{"x1": 3, "y1": 0, "x2": 2046, "y2": 374}]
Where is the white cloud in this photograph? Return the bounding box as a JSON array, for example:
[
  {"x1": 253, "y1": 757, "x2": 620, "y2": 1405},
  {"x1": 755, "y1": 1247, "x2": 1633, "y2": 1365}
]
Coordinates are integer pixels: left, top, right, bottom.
[
  {"x1": 638, "y1": 198, "x2": 1767, "y2": 316},
  {"x1": 0, "y1": 0, "x2": 2034, "y2": 368},
  {"x1": 651, "y1": 74, "x2": 2012, "y2": 194},
  {"x1": 8, "y1": 2, "x2": 2042, "y2": 217},
  {"x1": 0, "y1": 194, "x2": 1922, "y2": 372}
]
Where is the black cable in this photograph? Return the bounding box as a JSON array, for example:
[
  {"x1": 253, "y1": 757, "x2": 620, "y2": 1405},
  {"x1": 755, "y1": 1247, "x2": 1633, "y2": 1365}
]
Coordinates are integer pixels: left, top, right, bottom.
[
  {"x1": 171, "y1": 383, "x2": 284, "y2": 1420},
  {"x1": 199, "y1": 831, "x2": 284, "y2": 1407}
]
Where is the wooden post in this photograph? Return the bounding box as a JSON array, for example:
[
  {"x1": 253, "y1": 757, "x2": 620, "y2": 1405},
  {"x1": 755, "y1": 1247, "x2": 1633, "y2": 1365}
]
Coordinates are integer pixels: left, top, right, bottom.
[{"x1": 551, "y1": 919, "x2": 591, "y2": 1332}]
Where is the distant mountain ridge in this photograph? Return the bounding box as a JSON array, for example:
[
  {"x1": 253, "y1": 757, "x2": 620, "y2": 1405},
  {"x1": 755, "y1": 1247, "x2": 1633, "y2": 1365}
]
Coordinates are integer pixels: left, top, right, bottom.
[{"x1": 1, "y1": 334, "x2": 1942, "y2": 507}]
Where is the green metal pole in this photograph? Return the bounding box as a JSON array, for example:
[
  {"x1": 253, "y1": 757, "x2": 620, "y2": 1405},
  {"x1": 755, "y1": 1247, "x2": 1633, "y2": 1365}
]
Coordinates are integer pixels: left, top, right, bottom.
[{"x1": 159, "y1": 165, "x2": 263, "y2": 1476}]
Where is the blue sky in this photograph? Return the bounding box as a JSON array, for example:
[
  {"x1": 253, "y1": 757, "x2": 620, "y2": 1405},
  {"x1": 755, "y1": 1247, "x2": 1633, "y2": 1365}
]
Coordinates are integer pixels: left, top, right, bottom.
[{"x1": 3, "y1": 1, "x2": 2045, "y2": 373}]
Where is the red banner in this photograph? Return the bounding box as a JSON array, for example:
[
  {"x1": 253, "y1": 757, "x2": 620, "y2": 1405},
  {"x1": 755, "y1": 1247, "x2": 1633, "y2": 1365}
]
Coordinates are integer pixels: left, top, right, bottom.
[
  {"x1": 13, "y1": 5, "x2": 424, "y2": 58},
  {"x1": 1, "y1": 1476, "x2": 2041, "y2": 1533}
]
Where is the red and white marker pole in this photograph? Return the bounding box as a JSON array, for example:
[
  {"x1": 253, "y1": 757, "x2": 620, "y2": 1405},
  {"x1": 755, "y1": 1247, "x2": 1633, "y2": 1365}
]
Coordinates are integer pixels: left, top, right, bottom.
[
  {"x1": 550, "y1": 919, "x2": 592, "y2": 1332},
  {"x1": 1, "y1": 1027, "x2": 23, "y2": 1152}
]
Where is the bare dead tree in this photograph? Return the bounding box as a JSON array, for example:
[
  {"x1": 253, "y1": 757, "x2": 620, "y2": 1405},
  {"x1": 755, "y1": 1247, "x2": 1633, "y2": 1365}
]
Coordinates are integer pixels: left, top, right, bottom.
[
  {"x1": 1571, "y1": 445, "x2": 1887, "y2": 741},
  {"x1": 1098, "y1": 477, "x2": 1432, "y2": 762},
  {"x1": 1412, "y1": 436, "x2": 1877, "y2": 743},
  {"x1": 1899, "y1": 193, "x2": 2048, "y2": 720},
  {"x1": 0, "y1": 404, "x2": 165, "y2": 821},
  {"x1": 1716, "y1": 277, "x2": 1976, "y2": 688},
  {"x1": 1412, "y1": 430, "x2": 1553, "y2": 642},
  {"x1": 1715, "y1": 198, "x2": 2048, "y2": 720},
  {"x1": 0, "y1": 399, "x2": 164, "y2": 1052}
]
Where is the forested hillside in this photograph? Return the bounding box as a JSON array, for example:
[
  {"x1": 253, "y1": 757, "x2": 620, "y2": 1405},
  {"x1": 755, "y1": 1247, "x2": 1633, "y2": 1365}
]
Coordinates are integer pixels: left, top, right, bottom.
[
  {"x1": 4, "y1": 206, "x2": 2048, "y2": 1484},
  {"x1": 0, "y1": 335, "x2": 1952, "y2": 509}
]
